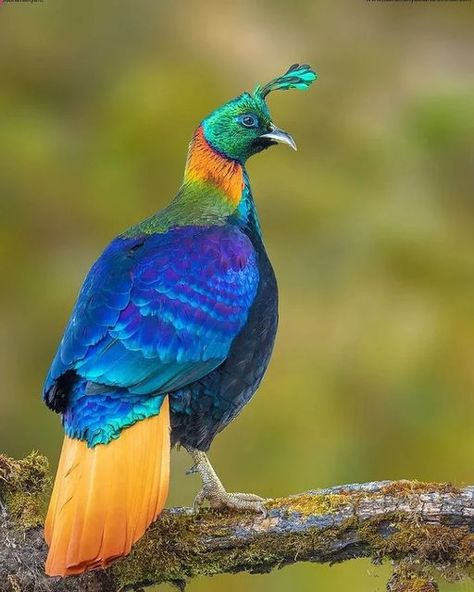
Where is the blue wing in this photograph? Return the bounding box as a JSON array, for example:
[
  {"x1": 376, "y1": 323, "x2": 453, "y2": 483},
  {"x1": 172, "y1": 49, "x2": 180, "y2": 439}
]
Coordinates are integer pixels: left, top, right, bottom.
[{"x1": 44, "y1": 225, "x2": 259, "y2": 403}]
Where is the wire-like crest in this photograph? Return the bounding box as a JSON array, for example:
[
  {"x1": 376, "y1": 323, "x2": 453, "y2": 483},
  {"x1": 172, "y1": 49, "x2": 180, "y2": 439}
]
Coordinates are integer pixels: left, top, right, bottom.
[{"x1": 254, "y1": 63, "x2": 317, "y2": 100}]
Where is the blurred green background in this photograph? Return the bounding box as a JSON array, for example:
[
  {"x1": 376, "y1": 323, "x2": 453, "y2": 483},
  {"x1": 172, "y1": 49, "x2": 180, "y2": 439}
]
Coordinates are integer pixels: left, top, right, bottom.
[{"x1": 0, "y1": 1, "x2": 473, "y2": 590}]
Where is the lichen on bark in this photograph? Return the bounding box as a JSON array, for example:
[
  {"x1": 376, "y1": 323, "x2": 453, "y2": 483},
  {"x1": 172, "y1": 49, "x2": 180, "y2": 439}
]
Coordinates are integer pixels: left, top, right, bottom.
[
  {"x1": 0, "y1": 452, "x2": 49, "y2": 528},
  {"x1": 0, "y1": 453, "x2": 472, "y2": 592}
]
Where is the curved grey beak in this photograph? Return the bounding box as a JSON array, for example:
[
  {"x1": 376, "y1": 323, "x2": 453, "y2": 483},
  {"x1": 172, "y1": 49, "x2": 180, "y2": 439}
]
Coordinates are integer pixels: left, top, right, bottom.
[{"x1": 260, "y1": 124, "x2": 297, "y2": 151}]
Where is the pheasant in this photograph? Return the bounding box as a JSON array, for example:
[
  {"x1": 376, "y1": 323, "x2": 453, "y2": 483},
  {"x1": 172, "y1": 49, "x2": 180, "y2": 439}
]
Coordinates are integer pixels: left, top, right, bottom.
[{"x1": 43, "y1": 64, "x2": 317, "y2": 576}]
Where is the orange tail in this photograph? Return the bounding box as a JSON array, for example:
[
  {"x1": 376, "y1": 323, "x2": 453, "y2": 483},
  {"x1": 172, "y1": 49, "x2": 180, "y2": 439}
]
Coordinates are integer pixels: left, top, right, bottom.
[{"x1": 45, "y1": 396, "x2": 170, "y2": 576}]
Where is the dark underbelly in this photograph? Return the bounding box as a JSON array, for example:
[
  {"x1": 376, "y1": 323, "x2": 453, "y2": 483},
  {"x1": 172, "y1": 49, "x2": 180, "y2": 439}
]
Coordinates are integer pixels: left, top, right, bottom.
[{"x1": 169, "y1": 246, "x2": 278, "y2": 451}]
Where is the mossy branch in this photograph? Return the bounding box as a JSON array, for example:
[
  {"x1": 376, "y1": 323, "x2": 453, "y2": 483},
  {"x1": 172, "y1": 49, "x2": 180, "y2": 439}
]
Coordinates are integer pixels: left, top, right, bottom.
[{"x1": 0, "y1": 452, "x2": 473, "y2": 592}]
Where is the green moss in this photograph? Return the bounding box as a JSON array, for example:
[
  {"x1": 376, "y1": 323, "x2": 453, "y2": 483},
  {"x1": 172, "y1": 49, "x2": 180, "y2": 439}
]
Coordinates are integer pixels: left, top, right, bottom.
[
  {"x1": 380, "y1": 481, "x2": 461, "y2": 497},
  {"x1": 112, "y1": 487, "x2": 473, "y2": 588},
  {"x1": 388, "y1": 561, "x2": 439, "y2": 592},
  {"x1": 0, "y1": 454, "x2": 470, "y2": 589},
  {"x1": 111, "y1": 508, "x2": 361, "y2": 588},
  {"x1": 0, "y1": 452, "x2": 50, "y2": 528},
  {"x1": 266, "y1": 492, "x2": 350, "y2": 516},
  {"x1": 359, "y1": 511, "x2": 474, "y2": 574},
  {"x1": 112, "y1": 511, "x2": 230, "y2": 586}
]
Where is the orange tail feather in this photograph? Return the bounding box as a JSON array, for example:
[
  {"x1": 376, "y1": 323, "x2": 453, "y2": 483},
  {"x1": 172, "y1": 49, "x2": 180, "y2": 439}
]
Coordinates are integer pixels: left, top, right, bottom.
[{"x1": 45, "y1": 396, "x2": 170, "y2": 576}]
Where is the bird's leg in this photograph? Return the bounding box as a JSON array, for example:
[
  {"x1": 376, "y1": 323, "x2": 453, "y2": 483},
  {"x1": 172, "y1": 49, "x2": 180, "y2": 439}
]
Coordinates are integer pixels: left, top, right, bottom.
[{"x1": 185, "y1": 447, "x2": 266, "y2": 513}]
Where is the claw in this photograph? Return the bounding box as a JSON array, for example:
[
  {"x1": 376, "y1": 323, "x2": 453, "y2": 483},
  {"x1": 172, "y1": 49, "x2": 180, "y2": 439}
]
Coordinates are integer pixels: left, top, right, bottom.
[
  {"x1": 185, "y1": 447, "x2": 266, "y2": 513},
  {"x1": 186, "y1": 464, "x2": 199, "y2": 476},
  {"x1": 192, "y1": 490, "x2": 206, "y2": 512}
]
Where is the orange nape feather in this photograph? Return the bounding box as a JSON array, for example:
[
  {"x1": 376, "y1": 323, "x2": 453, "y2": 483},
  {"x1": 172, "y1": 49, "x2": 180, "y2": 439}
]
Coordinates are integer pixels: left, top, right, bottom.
[
  {"x1": 44, "y1": 396, "x2": 170, "y2": 576},
  {"x1": 185, "y1": 127, "x2": 244, "y2": 207}
]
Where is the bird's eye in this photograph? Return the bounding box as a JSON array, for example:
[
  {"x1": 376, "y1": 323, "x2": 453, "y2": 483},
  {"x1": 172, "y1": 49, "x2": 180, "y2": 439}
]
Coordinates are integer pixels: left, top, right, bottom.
[{"x1": 238, "y1": 114, "x2": 258, "y2": 128}]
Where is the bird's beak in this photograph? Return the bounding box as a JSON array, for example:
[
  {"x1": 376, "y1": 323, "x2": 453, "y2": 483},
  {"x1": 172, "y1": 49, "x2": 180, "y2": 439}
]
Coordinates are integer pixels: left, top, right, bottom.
[{"x1": 259, "y1": 124, "x2": 297, "y2": 151}]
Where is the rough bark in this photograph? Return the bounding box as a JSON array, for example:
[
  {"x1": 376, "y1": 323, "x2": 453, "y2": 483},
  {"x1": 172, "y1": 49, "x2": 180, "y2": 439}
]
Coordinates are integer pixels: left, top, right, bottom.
[{"x1": 0, "y1": 452, "x2": 472, "y2": 592}]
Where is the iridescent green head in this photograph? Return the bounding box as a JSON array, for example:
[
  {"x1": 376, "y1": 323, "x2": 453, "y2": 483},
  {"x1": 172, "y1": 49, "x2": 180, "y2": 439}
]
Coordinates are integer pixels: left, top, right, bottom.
[{"x1": 201, "y1": 64, "x2": 317, "y2": 163}]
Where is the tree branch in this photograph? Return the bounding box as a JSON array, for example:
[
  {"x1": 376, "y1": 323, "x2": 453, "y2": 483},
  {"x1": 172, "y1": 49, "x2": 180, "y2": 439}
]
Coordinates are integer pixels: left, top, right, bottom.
[{"x1": 0, "y1": 452, "x2": 472, "y2": 592}]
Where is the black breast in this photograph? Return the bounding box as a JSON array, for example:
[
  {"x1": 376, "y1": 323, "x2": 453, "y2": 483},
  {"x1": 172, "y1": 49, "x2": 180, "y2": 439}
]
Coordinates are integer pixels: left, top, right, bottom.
[{"x1": 169, "y1": 233, "x2": 278, "y2": 451}]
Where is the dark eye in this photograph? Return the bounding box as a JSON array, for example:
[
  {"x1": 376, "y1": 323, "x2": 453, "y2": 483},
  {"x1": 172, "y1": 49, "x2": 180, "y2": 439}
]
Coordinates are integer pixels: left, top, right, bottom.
[{"x1": 238, "y1": 114, "x2": 258, "y2": 128}]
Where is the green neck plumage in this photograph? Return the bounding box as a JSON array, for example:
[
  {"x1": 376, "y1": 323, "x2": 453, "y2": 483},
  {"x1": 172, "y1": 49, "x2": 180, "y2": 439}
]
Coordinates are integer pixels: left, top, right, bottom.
[{"x1": 124, "y1": 127, "x2": 258, "y2": 237}]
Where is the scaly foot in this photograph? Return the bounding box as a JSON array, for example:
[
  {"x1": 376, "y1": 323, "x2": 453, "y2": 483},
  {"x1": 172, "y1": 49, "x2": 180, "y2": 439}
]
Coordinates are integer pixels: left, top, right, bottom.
[
  {"x1": 185, "y1": 447, "x2": 266, "y2": 514},
  {"x1": 193, "y1": 487, "x2": 265, "y2": 512}
]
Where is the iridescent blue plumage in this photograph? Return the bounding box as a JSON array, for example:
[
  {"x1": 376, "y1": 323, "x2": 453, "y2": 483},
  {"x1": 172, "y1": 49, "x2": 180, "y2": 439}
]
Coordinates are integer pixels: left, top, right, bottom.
[{"x1": 44, "y1": 225, "x2": 259, "y2": 446}]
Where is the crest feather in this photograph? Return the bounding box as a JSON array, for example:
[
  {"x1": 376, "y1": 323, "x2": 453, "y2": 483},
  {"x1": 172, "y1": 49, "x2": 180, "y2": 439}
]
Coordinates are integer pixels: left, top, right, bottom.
[{"x1": 254, "y1": 64, "x2": 317, "y2": 99}]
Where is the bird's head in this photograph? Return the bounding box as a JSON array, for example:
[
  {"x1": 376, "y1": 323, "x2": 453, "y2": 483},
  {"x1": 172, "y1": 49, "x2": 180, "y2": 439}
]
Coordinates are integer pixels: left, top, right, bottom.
[{"x1": 200, "y1": 64, "x2": 317, "y2": 163}]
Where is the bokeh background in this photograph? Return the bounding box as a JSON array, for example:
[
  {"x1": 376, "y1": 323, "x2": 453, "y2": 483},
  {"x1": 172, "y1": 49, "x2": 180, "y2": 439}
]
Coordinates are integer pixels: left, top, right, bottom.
[{"x1": 0, "y1": 1, "x2": 473, "y2": 590}]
